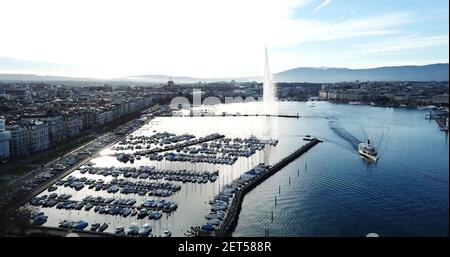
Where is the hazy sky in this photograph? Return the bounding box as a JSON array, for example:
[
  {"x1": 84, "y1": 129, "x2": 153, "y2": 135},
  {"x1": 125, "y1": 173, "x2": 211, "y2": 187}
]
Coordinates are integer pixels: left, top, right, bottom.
[{"x1": 0, "y1": 0, "x2": 448, "y2": 78}]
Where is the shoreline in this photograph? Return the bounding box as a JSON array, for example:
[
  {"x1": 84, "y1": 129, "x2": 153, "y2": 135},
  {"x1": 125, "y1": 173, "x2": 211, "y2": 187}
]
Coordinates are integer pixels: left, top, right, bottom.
[{"x1": 0, "y1": 107, "x2": 160, "y2": 217}]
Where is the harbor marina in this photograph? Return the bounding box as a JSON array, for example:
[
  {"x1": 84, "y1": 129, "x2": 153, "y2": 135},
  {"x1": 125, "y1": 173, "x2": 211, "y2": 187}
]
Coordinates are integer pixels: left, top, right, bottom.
[{"x1": 17, "y1": 109, "x2": 293, "y2": 236}]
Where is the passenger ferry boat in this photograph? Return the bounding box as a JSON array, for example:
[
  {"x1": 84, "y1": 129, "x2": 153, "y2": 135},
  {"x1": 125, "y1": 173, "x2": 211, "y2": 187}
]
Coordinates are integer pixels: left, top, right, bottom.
[{"x1": 358, "y1": 140, "x2": 378, "y2": 161}]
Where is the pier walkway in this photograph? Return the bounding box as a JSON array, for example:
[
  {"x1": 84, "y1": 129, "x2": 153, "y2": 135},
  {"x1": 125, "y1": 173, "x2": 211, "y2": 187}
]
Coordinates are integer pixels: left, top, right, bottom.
[
  {"x1": 161, "y1": 113, "x2": 301, "y2": 119},
  {"x1": 217, "y1": 138, "x2": 322, "y2": 236}
]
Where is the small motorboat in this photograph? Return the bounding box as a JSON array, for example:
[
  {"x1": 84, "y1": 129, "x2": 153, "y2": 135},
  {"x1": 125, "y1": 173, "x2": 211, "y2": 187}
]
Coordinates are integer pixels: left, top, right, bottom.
[
  {"x1": 162, "y1": 230, "x2": 171, "y2": 237},
  {"x1": 138, "y1": 223, "x2": 152, "y2": 237},
  {"x1": 98, "y1": 223, "x2": 108, "y2": 232},
  {"x1": 90, "y1": 223, "x2": 101, "y2": 232},
  {"x1": 303, "y1": 135, "x2": 314, "y2": 141},
  {"x1": 126, "y1": 223, "x2": 140, "y2": 236},
  {"x1": 115, "y1": 226, "x2": 125, "y2": 236}
]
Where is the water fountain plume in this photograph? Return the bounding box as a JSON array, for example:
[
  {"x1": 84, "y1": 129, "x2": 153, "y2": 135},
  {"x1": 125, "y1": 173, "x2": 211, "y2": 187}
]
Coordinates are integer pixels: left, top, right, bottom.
[
  {"x1": 263, "y1": 46, "x2": 277, "y2": 103},
  {"x1": 261, "y1": 46, "x2": 279, "y2": 140}
]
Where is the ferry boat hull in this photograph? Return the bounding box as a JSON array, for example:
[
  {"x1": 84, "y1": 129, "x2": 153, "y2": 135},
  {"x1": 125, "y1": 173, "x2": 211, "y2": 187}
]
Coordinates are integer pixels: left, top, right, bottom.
[
  {"x1": 358, "y1": 149, "x2": 378, "y2": 161},
  {"x1": 358, "y1": 140, "x2": 378, "y2": 162}
]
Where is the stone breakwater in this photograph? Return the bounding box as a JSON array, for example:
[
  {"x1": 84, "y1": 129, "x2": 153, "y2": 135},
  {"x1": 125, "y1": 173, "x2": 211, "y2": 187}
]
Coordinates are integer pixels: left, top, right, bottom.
[{"x1": 217, "y1": 138, "x2": 322, "y2": 236}]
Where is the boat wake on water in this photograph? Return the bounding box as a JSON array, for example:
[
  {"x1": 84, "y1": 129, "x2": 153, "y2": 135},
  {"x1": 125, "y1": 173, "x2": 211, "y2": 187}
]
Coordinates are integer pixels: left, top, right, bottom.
[
  {"x1": 328, "y1": 120, "x2": 361, "y2": 150},
  {"x1": 328, "y1": 120, "x2": 390, "y2": 162}
]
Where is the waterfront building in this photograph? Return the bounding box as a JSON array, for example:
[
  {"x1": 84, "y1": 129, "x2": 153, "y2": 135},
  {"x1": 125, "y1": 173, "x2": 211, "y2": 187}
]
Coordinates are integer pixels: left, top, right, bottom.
[
  {"x1": 328, "y1": 91, "x2": 337, "y2": 100},
  {"x1": 40, "y1": 115, "x2": 64, "y2": 145},
  {"x1": 96, "y1": 109, "x2": 113, "y2": 126},
  {"x1": 23, "y1": 120, "x2": 49, "y2": 153},
  {"x1": 105, "y1": 110, "x2": 114, "y2": 123},
  {"x1": 63, "y1": 115, "x2": 83, "y2": 139},
  {"x1": 127, "y1": 102, "x2": 134, "y2": 113},
  {"x1": 417, "y1": 96, "x2": 434, "y2": 105},
  {"x1": 393, "y1": 94, "x2": 410, "y2": 105},
  {"x1": 0, "y1": 118, "x2": 11, "y2": 160},
  {"x1": 433, "y1": 94, "x2": 449, "y2": 106},
  {"x1": 112, "y1": 104, "x2": 123, "y2": 120},
  {"x1": 95, "y1": 110, "x2": 107, "y2": 126},
  {"x1": 319, "y1": 89, "x2": 328, "y2": 99},
  {"x1": 6, "y1": 125, "x2": 28, "y2": 157},
  {"x1": 79, "y1": 109, "x2": 97, "y2": 130}
]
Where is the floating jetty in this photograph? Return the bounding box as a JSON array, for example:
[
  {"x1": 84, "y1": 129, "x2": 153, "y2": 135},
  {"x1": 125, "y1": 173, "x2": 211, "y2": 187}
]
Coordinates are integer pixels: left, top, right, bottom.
[
  {"x1": 134, "y1": 133, "x2": 225, "y2": 156},
  {"x1": 114, "y1": 134, "x2": 274, "y2": 165},
  {"x1": 216, "y1": 138, "x2": 322, "y2": 236}
]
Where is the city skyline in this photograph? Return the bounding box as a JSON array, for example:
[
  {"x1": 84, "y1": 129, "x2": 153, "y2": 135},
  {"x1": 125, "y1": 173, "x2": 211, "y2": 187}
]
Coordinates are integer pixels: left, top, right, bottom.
[{"x1": 0, "y1": 0, "x2": 448, "y2": 79}]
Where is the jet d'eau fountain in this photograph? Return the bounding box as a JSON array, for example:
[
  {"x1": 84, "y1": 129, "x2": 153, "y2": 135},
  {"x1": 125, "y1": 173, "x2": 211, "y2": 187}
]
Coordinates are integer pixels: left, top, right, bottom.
[
  {"x1": 263, "y1": 46, "x2": 277, "y2": 103},
  {"x1": 261, "y1": 47, "x2": 279, "y2": 140}
]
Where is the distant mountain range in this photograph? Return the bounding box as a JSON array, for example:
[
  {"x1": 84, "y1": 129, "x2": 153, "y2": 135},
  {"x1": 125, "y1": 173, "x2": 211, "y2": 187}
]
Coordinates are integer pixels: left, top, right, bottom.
[
  {"x1": 122, "y1": 74, "x2": 260, "y2": 84},
  {"x1": 0, "y1": 73, "x2": 100, "y2": 82},
  {"x1": 273, "y1": 63, "x2": 449, "y2": 83},
  {"x1": 0, "y1": 63, "x2": 448, "y2": 83}
]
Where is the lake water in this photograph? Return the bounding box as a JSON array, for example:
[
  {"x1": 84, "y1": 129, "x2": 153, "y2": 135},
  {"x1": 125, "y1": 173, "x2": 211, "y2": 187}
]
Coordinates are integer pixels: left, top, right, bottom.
[
  {"x1": 231, "y1": 101, "x2": 449, "y2": 237},
  {"x1": 26, "y1": 101, "x2": 449, "y2": 236}
]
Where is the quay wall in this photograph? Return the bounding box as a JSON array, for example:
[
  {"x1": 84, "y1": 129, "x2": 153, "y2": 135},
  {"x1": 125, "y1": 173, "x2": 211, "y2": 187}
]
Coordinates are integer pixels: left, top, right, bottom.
[
  {"x1": 217, "y1": 138, "x2": 322, "y2": 236},
  {"x1": 166, "y1": 114, "x2": 300, "y2": 119}
]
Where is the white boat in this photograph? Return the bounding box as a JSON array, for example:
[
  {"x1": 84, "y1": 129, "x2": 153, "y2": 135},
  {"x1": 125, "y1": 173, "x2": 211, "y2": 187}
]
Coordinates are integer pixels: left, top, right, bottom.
[
  {"x1": 126, "y1": 223, "x2": 140, "y2": 236},
  {"x1": 358, "y1": 140, "x2": 378, "y2": 161},
  {"x1": 303, "y1": 135, "x2": 314, "y2": 141},
  {"x1": 138, "y1": 223, "x2": 152, "y2": 237},
  {"x1": 163, "y1": 230, "x2": 171, "y2": 237},
  {"x1": 115, "y1": 226, "x2": 125, "y2": 235}
]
